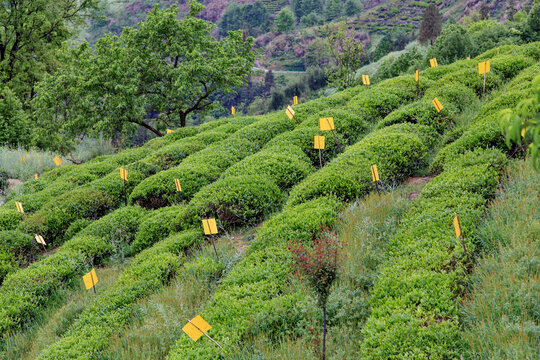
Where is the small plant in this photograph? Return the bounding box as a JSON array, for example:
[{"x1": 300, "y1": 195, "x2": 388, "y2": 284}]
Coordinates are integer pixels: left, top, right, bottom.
[{"x1": 288, "y1": 227, "x2": 345, "y2": 360}]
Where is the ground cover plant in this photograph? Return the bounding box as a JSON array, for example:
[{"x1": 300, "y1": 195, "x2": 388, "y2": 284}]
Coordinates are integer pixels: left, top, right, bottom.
[{"x1": 0, "y1": 41, "x2": 538, "y2": 360}]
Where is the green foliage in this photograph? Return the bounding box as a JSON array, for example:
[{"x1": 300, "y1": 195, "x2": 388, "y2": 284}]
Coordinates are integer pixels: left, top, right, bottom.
[
  {"x1": 423, "y1": 82, "x2": 477, "y2": 112},
  {"x1": 360, "y1": 149, "x2": 507, "y2": 359},
  {"x1": 287, "y1": 124, "x2": 434, "y2": 206},
  {"x1": 0, "y1": 231, "x2": 33, "y2": 266},
  {"x1": 31, "y1": 2, "x2": 256, "y2": 152},
  {"x1": 275, "y1": 7, "x2": 295, "y2": 33},
  {"x1": 418, "y1": 3, "x2": 442, "y2": 45},
  {"x1": 377, "y1": 100, "x2": 457, "y2": 133},
  {"x1": 0, "y1": 87, "x2": 28, "y2": 147},
  {"x1": 219, "y1": 1, "x2": 270, "y2": 37},
  {"x1": 0, "y1": 168, "x2": 8, "y2": 193},
  {"x1": 426, "y1": 24, "x2": 474, "y2": 65},
  {"x1": 324, "y1": 0, "x2": 343, "y2": 21},
  {"x1": 130, "y1": 205, "x2": 186, "y2": 254},
  {"x1": 222, "y1": 146, "x2": 315, "y2": 190},
  {"x1": 188, "y1": 175, "x2": 284, "y2": 227},
  {"x1": 374, "y1": 47, "x2": 423, "y2": 82}
]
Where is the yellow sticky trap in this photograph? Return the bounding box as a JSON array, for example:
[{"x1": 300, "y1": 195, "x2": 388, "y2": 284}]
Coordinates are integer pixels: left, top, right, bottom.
[
  {"x1": 370, "y1": 164, "x2": 379, "y2": 182},
  {"x1": 167, "y1": 129, "x2": 174, "y2": 134},
  {"x1": 34, "y1": 234, "x2": 46, "y2": 246},
  {"x1": 53, "y1": 156, "x2": 62, "y2": 166},
  {"x1": 35, "y1": 173, "x2": 39, "y2": 180},
  {"x1": 432, "y1": 97, "x2": 443, "y2": 113},
  {"x1": 478, "y1": 60, "x2": 490, "y2": 74},
  {"x1": 453, "y1": 213, "x2": 462, "y2": 238},
  {"x1": 120, "y1": 168, "x2": 128, "y2": 181},
  {"x1": 286, "y1": 105, "x2": 295, "y2": 120},
  {"x1": 175, "y1": 178, "x2": 182, "y2": 192},
  {"x1": 182, "y1": 315, "x2": 212, "y2": 342},
  {"x1": 15, "y1": 202, "x2": 24, "y2": 214},
  {"x1": 319, "y1": 117, "x2": 334, "y2": 131},
  {"x1": 202, "y1": 219, "x2": 218, "y2": 235},
  {"x1": 429, "y1": 58, "x2": 438, "y2": 68},
  {"x1": 314, "y1": 136, "x2": 325, "y2": 150},
  {"x1": 83, "y1": 269, "x2": 98, "y2": 290},
  {"x1": 231, "y1": 106, "x2": 236, "y2": 116},
  {"x1": 466, "y1": 56, "x2": 470, "y2": 60},
  {"x1": 20, "y1": 157, "x2": 26, "y2": 163},
  {"x1": 521, "y1": 127, "x2": 526, "y2": 137},
  {"x1": 362, "y1": 75, "x2": 370, "y2": 86},
  {"x1": 497, "y1": 48, "x2": 499, "y2": 55},
  {"x1": 415, "y1": 70, "x2": 419, "y2": 82},
  {"x1": 293, "y1": 96, "x2": 298, "y2": 105}
]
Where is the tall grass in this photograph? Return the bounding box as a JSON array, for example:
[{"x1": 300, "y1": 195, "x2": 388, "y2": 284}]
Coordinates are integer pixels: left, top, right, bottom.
[
  {"x1": 104, "y1": 241, "x2": 239, "y2": 360},
  {"x1": 0, "y1": 137, "x2": 115, "y2": 181},
  {"x1": 461, "y1": 159, "x2": 539, "y2": 360},
  {"x1": 234, "y1": 191, "x2": 412, "y2": 359},
  {"x1": 0, "y1": 266, "x2": 124, "y2": 360}
]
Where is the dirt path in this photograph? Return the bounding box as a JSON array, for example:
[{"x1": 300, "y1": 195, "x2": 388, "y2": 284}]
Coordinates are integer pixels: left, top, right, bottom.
[{"x1": 404, "y1": 175, "x2": 434, "y2": 200}]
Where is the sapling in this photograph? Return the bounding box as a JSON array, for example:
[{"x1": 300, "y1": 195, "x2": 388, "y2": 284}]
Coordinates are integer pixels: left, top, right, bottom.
[{"x1": 288, "y1": 227, "x2": 344, "y2": 360}]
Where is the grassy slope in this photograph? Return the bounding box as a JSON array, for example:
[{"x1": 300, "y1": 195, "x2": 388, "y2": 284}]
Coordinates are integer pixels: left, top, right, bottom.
[{"x1": 0, "y1": 42, "x2": 537, "y2": 359}]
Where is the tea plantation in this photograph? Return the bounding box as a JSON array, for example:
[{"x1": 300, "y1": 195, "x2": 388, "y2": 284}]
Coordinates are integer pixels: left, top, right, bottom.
[{"x1": 0, "y1": 42, "x2": 538, "y2": 359}]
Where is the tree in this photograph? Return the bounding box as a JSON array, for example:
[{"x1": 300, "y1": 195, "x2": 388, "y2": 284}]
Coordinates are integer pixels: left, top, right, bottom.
[
  {"x1": 0, "y1": 86, "x2": 27, "y2": 147},
  {"x1": 426, "y1": 24, "x2": 474, "y2": 65},
  {"x1": 344, "y1": 0, "x2": 362, "y2": 17},
  {"x1": 324, "y1": 0, "x2": 343, "y2": 21},
  {"x1": 0, "y1": 0, "x2": 99, "y2": 100},
  {"x1": 418, "y1": 4, "x2": 442, "y2": 45},
  {"x1": 219, "y1": 1, "x2": 270, "y2": 37},
  {"x1": 288, "y1": 229, "x2": 344, "y2": 360},
  {"x1": 479, "y1": 2, "x2": 490, "y2": 20},
  {"x1": 32, "y1": 2, "x2": 255, "y2": 153},
  {"x1": 264, "y1": 70, "x2": 274, "y2": 93},
  {"x1": 324, "y1": 22, "x2": 366, "y2": 88},
  {"x1": 523, "y1": 2, "x2": 540, "y2": 42},
  {"x1": 305, "y1": 38, "x2": 332, "y2": 68},
  {"x1": 507, "y1": 0, "x2": 516, "y2": 21},
  {"x1": 275, "y1": 7, "x2": 295, "y2": 33}
]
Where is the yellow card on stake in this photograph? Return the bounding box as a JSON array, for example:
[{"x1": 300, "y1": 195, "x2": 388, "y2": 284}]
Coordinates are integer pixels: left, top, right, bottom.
[
  {"x1": 432, "y1": 97, "x2": 443, "y2": 112},
  {"x1": 362, "y1": 75, "x2": 370, "y2": 85},
  {"x1": 120, "y1": 168, "x2": 128, "y2": 181},
  {"x1": 319, "y1": 117, "x2": 334, "y2": 131},
  {"x1": 453, "y1": 213, "x2": 462, "y2": 238},
  {"x1": 314, "y1": 136, "x2": 325, "y2": 150},
  {"x1": 182, "y1": 315, "x2": 212, "y2": 342},
  {"x1": 15, "y1": 202, "x2": 24, "y2": 214},
  {"x1": 83, "y1": 269, "x2": 98, "y2": 290},
  {"x1": 370, "y1": 164, "x2": 379, "y2": 182},
  {"x1": 478, "y1": 60, "x2": 490, "y2": 74},
  {"x1": 415, "y1": 69, "x2": 419, "y2": 82},
  {"x1": 293, "y1": 96, "x2": 298, "y2": 105},
  {"x1": 202, "y1": 219, "x2": 218, "y2": 235},
  {"x1": 34, "y1": 234, "x2": 46, "y2": 245},
  {"x1": 53, "y1": 156, "x2": 62, "y2": 166},
  {"x1": 167, "y1": 129, "x2": 174, "y2": 134},
  {"x1": 175, "y1": 178, "x2": 182, "y2": 192}
]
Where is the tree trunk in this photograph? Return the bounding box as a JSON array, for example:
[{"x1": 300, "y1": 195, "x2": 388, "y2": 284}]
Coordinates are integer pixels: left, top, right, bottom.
[
  {"x1": 322, "y1": 303, "x2": 327, "y2": 360},
  {"x1": 180, "y1": 112, "x2": 187, "y2": 128}
]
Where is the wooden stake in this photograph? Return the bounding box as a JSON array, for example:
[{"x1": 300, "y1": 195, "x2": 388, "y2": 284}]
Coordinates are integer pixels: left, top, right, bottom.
[
  {"x1": 210, "y1": 234, "x2": 219, "y2": 261},
  {"x1": 455, "y1": 215, "x2": 471, "y2": 264},
  {"x1": 187, "y1": 319, "x2": 223, "y2": 349},
  {"x1": 123, "y1": 178, "x2": 127, "y2": 206},
  {"x1": 318, "y1": 148, "x2": 323, "y2": 169},
  {"x1": 374, "y1": 180, "x2": 380, "y2": 194},
  {"x1": 91, "y1": 272, "x2": 96, "y2": 294},
  {"x1": 330, "y1": 129, "x2": 343, "y2": 153},
  {"x1": 482, "y1": 59, "x2": 487, "y2": 99},
  {"x1": 416, "y1": 69, "x2": 420, "y2": 100}
]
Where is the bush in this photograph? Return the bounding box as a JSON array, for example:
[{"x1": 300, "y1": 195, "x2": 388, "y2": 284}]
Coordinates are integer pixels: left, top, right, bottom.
[
  {"x1": 439, "y1": 68, "x2": 502, "y2": 97},
  {"x1": 0, "y1": 230, "x2": 33, "y2": 264},
  {"x1": 168, "y1": 197, "x2": 343, "y2": 359},
  {"x1": 264, "y1": 127, "x2": 346, "y2": 167},
  {"x1": 0, "y1": 207, "x2": 20, "y2": 231},
  {"x1": 298, "y1": 108, "x2": 370, "y2": 144},
  {"x1": 222, "y1": 146, "x2": 314, "y2": 190},
  {"x1": 287, "y1": 124, "x2": 433, "y2": 206},
  {"x1": 345, "y1": 87, "x2": 414, "y2": 120},
  {"x1": 63, "y1": 218, "x2": 93, "y2": 241},
  {"x1": 23, "y1": 188, "x2": 115, "y2": 246},
  {"x1": 359, "y1": 149, "x2": 506, "y2": 359},
  {"x1": 0, "y1": 251, "x2": 16, "y2": 285},
  {"x1": 187, "y1": 175, "x2": 284, "y2": 227},
  {"x1": 0, "y1": 168, "x2": 8, "y2": 193},
  {"x1": 131, "y1": 205, "x2": 186, "y2": 254},
  {"x1": 377, "y1": 100, "x2": 457, "y2": 133},
  {"x1": 423, "y1": 82, "x2": 477, "y2": 112}
]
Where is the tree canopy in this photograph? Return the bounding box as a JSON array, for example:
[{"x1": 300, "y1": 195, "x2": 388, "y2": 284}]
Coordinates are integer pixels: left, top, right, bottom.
[
  {"x1": 418, "y1": 4, "x2": 442, "y2": 45},
  {"x1": 32, "y1": 2, "x2": 255, "y2": 153}
]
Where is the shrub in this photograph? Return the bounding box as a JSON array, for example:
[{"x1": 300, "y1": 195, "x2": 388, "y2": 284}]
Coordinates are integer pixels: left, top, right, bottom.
[
  {"x1": 439, "y1": 68, "x2": 502, "y2": 96},
  {"x1": 423, "y1": 82, "x2": 477, "y2": 112},
  {"x1": 264, "y1": 127, "x2": 346, "y2": 167},
  {"x1": 142, "y1": 139, "x2": 207, "y2": 170},
  {"x1": 222, "y1": 146, "x2": 314, "y2": 190},
  {"x1": 23, "y1": 188, "x2": 115, "y2": 246},
  {"x1": 131, "y1": 205, "x2": 186, "y2": 254},
  {"x1": 298, "y1": 108, "x2": 370, "y2": 144},
  {"x1": 187, "y1": 175, "x2": 284, "y2": 227},
  {"x1": 0, "y1": 230, "x2": 33, "y2": 264},
  {"x1": 377, "y1": 100, "x2": 457, "y2": 133},
  {"x1": 168, "y1": 197, "x2": 344, "y2": 359},
  {"x1": 359, "y1": 149, "x2": 506, "y2": 359},
  {"x1": 287, "y1": 124, "x2": 433, "y2": 206},
  {"x1": 14, "y1": 181, "x2": 75, "y2": 213},
  {"x1": 63, "y1": 218, "x2": 93, "y2": 241},
  {"x1": 0, "y1": 207, "x2": 20, "y2": 231},
  {"x1": 0, "y1": 251, "x2": 16, "y2": 285},
  {"x1": 345, "y1": 87, "x2": 414, "y2": 120}
]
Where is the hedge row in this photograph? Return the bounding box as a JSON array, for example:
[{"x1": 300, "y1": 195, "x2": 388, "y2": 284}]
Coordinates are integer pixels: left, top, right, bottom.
[
  {"x1": 167, "y1": 196, "x2": 344, "y2": 359},
  {"x1": 37, "y1": 229, "x2": 217, "y2": 360},
  {"x1": 431, "y1": 63, "x2": 539, "y2": 173},
  {"x1": 129, "y1": 116, "x2": 294, "y2": 209},
  {"x1": 359, "y1": 149, "x2": 507, "y2": 359},
  {"x1": 287, "y1": 123, "x2": 437, "y2": 207},
  {"x1": 0, "y1": 231, "x2": 33, "y2": 284},
  {"x1": 0, "y1": 206, "x2": 146, "y2": 337},
  {"x1": 169, "y1": 121, "x2": 438, "y2": 358}
]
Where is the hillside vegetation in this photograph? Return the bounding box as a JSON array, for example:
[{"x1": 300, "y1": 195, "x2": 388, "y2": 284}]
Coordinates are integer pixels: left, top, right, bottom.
[{"x1": 0, "y1": 41, "x2": 538, "y2": 359}]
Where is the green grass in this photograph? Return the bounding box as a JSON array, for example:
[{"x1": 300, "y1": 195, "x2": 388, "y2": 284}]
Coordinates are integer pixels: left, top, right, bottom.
[
  {"x1": 0, "y1": 266, "x2": 124, "y2": 360},
  {"x1": 461, "y1": 159, "x2": 540, "y2": 359},
  {"x1": 104, "y1": 241, "x2": 239, "y2": 360},
  {"x1": 233, "y1": 190, "x2": 414, "y2": 359}
]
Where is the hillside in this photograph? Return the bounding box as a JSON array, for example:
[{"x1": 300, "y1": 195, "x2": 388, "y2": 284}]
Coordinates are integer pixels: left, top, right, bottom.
[{"x1": 0, "y1": 41, "x2": 538, "y2": 359}]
